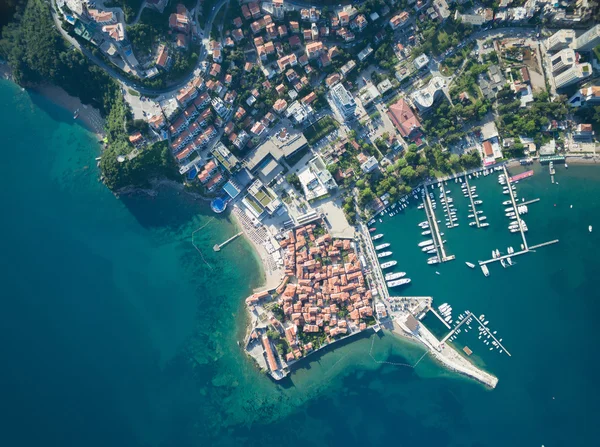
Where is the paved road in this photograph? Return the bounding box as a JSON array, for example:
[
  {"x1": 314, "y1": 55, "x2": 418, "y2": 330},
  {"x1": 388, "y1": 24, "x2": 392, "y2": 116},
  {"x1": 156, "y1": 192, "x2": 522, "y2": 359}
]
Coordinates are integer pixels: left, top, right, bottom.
[{"x1": 50, "y1": 0, "x2": 229, "y2": 96}]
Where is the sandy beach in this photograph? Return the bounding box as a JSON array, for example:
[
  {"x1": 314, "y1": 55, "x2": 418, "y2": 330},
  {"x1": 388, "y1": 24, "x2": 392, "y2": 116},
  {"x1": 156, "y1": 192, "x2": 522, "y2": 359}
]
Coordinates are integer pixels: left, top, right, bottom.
[
  {"x1": 32, "y1": 84, "x2": 106, "y2": 139},
  {"x1": 2, "y1": 62, "x2": 106, "y2": 139}
]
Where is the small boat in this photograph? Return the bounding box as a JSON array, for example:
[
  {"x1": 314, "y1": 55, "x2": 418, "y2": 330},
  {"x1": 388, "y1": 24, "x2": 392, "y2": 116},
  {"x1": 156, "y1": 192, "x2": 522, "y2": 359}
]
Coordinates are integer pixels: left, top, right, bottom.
[
  {"x1": 500, "y1": 259, "x2": 506, "y2": 268},
  {"x1": 469, "y1": 222, "x2": 477, "y2": 226},
  {"x1": 73, "y1": 109, "x2": 80, "y2": 119},
  {"x1": 380, "y1": 261, "x2": 397, "y2": 269},
  {"x1": 435, "y1": 271, "x2": 441, "y2": 275},
  {"x1": 372, "y1": 234, "x2": 384, "y2": 240},
  {"x1": 466, "y1": 262, "x2": 475, "y2": 268},
  {"x1": 427, "y1": 249, "x2": 437, "y2": 254},
  {"x1": 480, "y1": 216, "x2": 487, "y2": 221},
  {"x1": 369, "y1": 227, "x2": 376, "y2": 232},
  {"x1": 480, "y1": 222, "x2": 489, "y2": 227},
  {"x1": 507, "y1": 257, "x2": 513, "y2": 266},
  {"x1": 503, "y1": 200, "x2": 511, "y2": 205},
  {"x1": 590, "y1": 225, "x2": 593, "y2": 233},
  {"x1": 484, "y1": 321, "x2": 489, "y2": 325},
  {"x1": 428, "y1": 258, "x2": 440, "y2": 265},
  {"x1": 421, "y1": 230, "x2": 431, "y2": 235},
  {"x1": 377, "y1": 251, "x2": 392, "y2": 258},
  {"x1": 375, "y1": 243, "x2": 390, "y2": 250},
  {"x1": 493, "y1": 331, "x2": 497, "y2": 335},
  {"x1": 444, "y1": 315, "x2": 452, "y2": 322},
  {"x1": 474, "y1": 200, "x2": 483, "y2": 205},
  {"x1": 418, "y1": 240, "x2": 434, "y2": 247}
]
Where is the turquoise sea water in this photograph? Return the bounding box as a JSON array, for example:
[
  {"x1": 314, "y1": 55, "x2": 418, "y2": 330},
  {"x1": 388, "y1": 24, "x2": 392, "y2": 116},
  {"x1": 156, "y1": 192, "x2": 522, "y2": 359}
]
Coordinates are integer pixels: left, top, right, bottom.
[{"x1": 1, "y1": 78, "x2": 599, "y2": 446}]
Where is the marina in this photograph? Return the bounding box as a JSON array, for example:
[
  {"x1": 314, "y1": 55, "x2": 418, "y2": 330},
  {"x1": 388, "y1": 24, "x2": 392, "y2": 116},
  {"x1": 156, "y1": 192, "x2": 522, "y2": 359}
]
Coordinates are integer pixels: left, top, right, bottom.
[
  {"x1": 439, "y1": 311, "x2": 511, "y2": 357},
  {"x1": 477, "y1": 166, "x2": 559, "y2": 274},
  {"x1": 439, "y1": 186, "x2": 456, "y2": 229}
]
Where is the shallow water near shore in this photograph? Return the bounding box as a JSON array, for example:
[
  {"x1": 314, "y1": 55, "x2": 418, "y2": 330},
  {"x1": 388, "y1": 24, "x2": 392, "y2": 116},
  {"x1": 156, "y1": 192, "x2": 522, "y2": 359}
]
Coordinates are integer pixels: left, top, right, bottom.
[{"x1": 1, "y1": 78, "x2": 599, "y2": 446}]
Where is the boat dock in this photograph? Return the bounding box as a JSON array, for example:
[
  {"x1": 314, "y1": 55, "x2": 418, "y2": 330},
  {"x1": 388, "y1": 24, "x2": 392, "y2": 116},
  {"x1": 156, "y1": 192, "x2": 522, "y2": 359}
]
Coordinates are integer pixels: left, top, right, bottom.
[
  {"x1": 504, "y1": 165, "x2": 528, "y2": 251},
  {"x1": 509, "y1": 170, "x2": 534, "y2": 182},
  {"x1": 477, "y1": 167, "x2": 559, "y2": 271},
  {"x1": 439, "y1": 187, "x2": 455, "y2": 229},
  {"x1": 464, "y1": 176, "x2": 480, "y2": 228},
  {"x1": 439, "y1": 312, "x2": 511, "y2": 357},
  {"x1": 423, "y1": 186, "x2": 455, "y2": 263},
  {"x1": 521, "y1": 198, "x2": 540, "y2": 206},
  {"x1": 213, "y1": 232, "x2": 243, "y2": 251}
]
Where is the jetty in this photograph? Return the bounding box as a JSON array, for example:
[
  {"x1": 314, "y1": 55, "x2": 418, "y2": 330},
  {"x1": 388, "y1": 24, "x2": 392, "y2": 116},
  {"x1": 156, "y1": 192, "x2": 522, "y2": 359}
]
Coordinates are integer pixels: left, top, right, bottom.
[
  {"x1": 214, "y1": 231, "x2": 243, "y2": 251},
  {"x1": 439, "y1": 187, "x2": 455, "y2": 229},
  {"x1": 423, "y1": 186, "x2": 455, "y2": 263},
  {"x1": 464, "y1": 176, "x2": 480, "y2": 228}
]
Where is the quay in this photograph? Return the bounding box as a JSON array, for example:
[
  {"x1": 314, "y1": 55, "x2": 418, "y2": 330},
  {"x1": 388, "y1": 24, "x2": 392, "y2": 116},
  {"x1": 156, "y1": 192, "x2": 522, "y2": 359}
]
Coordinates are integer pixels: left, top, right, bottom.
[
  {"x1": 213, "y1": 231, "x2": 243, "y2": 251},
  {"x1": 423, "y1": 186, "x2": 455, "y2": 263},
  {"x1": 464, "y1": 176, "x2": 480, "y2": 228}
]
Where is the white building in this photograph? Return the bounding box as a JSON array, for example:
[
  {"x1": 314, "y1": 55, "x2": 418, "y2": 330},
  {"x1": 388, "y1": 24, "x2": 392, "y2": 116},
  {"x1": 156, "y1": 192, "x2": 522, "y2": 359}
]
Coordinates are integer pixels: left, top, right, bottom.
[
  {"x1": 285, "y1": 101, "x2": 312, "y2": 123},
  {"x1": 550, "y1": 48, "x2": 576, "y2": 75},
  {"x1": 574, "y1": 24, "x2": 600, "y2": 52},
  {"x1": 554, "y1": 63, "x2": 592, "y2": 89},
  {"x1": 410, "y1": 76, "x2": 445, "y2": 111},
  {"x1": 568, "y1": 85, "x2": 600, "y2": 107},
  {"x1": 330, "y1": 84, "x2": 356, "y2": 119},
  {"x1": 545, "y1": 29, "x2": 576, "y2": 52},
  {"x1": 360, "y1": 156, "x2": 379, "y2": 173},
  {"x1": 297, "y1": 155, "x2": 338, "y2": 201},
  {"x1": 413, "y1": 54, "x2": 430, "y2": 71}
]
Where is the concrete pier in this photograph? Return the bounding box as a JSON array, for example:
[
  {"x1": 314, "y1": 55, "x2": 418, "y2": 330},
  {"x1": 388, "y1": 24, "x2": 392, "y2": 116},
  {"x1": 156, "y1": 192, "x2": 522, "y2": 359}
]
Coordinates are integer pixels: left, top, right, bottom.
[
  {"x1": 423, "y1": 186, "x2": 455, "y2": 263},
  {"x1": 464, "y1": 176, "x2": 481, "y2": 228},
  {"x1": 504, "y1": 165, "x2": 528, "y2": 250},
  {"x1": 439, "y1": 186, "x2": 456, "y2": 229},
  {"x1": 214, "y1": 231, "x2": 243, "y2": 251},
  {"x1": 440, "y1": 312, "x2": 511, "y2": 357}
]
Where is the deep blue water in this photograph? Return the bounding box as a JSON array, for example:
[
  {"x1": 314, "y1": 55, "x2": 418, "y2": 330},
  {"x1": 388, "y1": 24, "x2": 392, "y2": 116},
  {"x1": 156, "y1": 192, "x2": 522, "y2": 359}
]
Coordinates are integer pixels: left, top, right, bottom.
[{"x1": 1, "y1": 79, "x2": 599, "y2": 447}]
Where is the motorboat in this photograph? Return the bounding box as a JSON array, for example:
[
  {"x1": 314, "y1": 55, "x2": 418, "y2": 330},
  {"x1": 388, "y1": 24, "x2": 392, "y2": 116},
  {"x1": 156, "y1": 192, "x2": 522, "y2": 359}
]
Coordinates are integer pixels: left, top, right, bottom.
[
  {"x1": 387, "y1": 278, "x2": 411, "y2": 287},
  {"x1": 421, "y1": 230, "x2": 431, "y2": 235},
  {"x1": 480, "y1": 216, "x2": 487, "y2": 221},
  {"x1": 469, "y1": 222, "x2": 477, "y2": 226},
  {"x1": 385, "y1": 272, "x2": 407, "y2": 280},
  {"x1": 502, "y1": 200, "x2": 511, "y2": 205},
  {"x1": 380, "y1": 261, "x2": 397, "y2": 269},
  {"x1": 377, "y1": 251, "x2": 392, "y2": 258},
  {"x1": 466, "y1": 262, "x2": 475, "y2": 268},
  {"x1": 375, "y1": 243, "x2": 390, "y2": 251},
  {"x1": 500, "y1": 259, "x2": 507, "y2": 268},
  {"x1": 444, "y1": 315, "x2": 452, "y2": 323},
  {"x1": 372, "y1": 234, "x2": 384, "y2": 240},
  {"x1": 480, "y1": 222, "x2": 489, "y2": 227},
  {"x1": 418, "y1": 240, "x2": 434, "y2": 247},
  {"x1": 427, "y1": 258, "x2": 440, "y2": 265},
  {"x1": 427, "y1": 249, "x2": 437, "y2": 254},
  {"x1": 422, "y1": 245, "x2": 435, "y2": 252},
  {"x1": 507, "y1": 257, "x2": 513, "y2": 266},
  {"x1": 474, "y1": 200, "x2": 483, "y2": 205},
  {"x1": 369, "y1": 227, "x2": 376, "y2": 232},
  {"x1": 505, "y1": 207, "x2": 514, "y2": 212}
]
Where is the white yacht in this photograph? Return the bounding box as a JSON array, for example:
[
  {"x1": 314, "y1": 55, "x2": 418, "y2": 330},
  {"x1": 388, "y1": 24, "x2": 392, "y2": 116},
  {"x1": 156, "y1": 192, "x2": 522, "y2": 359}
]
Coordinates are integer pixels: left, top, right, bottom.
[
  {"x1": 466, "y1": 262, "x2": 475, "y2": 268},
  {"x1": 418, "y1": 240, "x2": 434, "y2": 247},
  {"x1": 427, "y1": 258, "x2": 440, "y2": 265},
  {"x1": 372, "y1": 234, "x2": 384, "y2": 240},
  {"x1": 385, "y1": 272, "x2": 406, "y2": 280},
  {"x1": 380, "y1": 260, "x2": 397, "y2": 269},
  {"x1": 480, "y1": 222, "x2": 490, "y2": 227},
  {"x1": 377, "y1": 251, "x2": 392, "y2": 258},
  {"x1": 375, "y1": 243, "x2": 390, "y2": 250},
  {"x1": 387, "y1": 278, "x2": 411, "y2": 287},
  {"x1": 421, "y1": 230, "x2": 431, "y2": 235},
  {"x1": 469, "y1": 222, "x2": 477, "y2": 226},
  {"x1": 502, "y1": 200, "x2": 511, "y2": 205}
]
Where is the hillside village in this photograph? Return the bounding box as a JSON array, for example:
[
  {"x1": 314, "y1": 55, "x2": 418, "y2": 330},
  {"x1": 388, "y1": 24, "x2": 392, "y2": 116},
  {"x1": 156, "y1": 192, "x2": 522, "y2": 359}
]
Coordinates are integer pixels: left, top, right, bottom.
[{"x1": 52, "y1": 0, "x2": 600, "y2": 233}]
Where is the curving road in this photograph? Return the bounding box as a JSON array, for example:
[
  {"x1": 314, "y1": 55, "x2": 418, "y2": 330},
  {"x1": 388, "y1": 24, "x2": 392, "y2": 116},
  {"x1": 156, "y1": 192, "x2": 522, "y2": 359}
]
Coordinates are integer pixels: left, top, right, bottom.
[{"x1": 50, "y1": 0, "x2": 229, "y2": 96}]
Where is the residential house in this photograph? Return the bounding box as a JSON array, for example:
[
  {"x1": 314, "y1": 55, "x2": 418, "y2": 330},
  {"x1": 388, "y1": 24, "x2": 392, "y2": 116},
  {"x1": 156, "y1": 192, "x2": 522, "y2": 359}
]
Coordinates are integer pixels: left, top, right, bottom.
[
  {"x1": 387, "y1": 98, "x2": 422, "y2": 140},
  {"x1": 155, "y1": 45, "x2": 171, "y2": 71},
  {"x1": 169, "y1": 5, "x2": 191, "y2": 34},
  {"x1": 389, "y1": 12, "x2": 409, "y2": 30},
  {"x1": 306, "y1": 41, "x2": 324, "y2": 59},
  {"x1": 351, "y1": 14, "x2": 367, "y2": 32}
]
